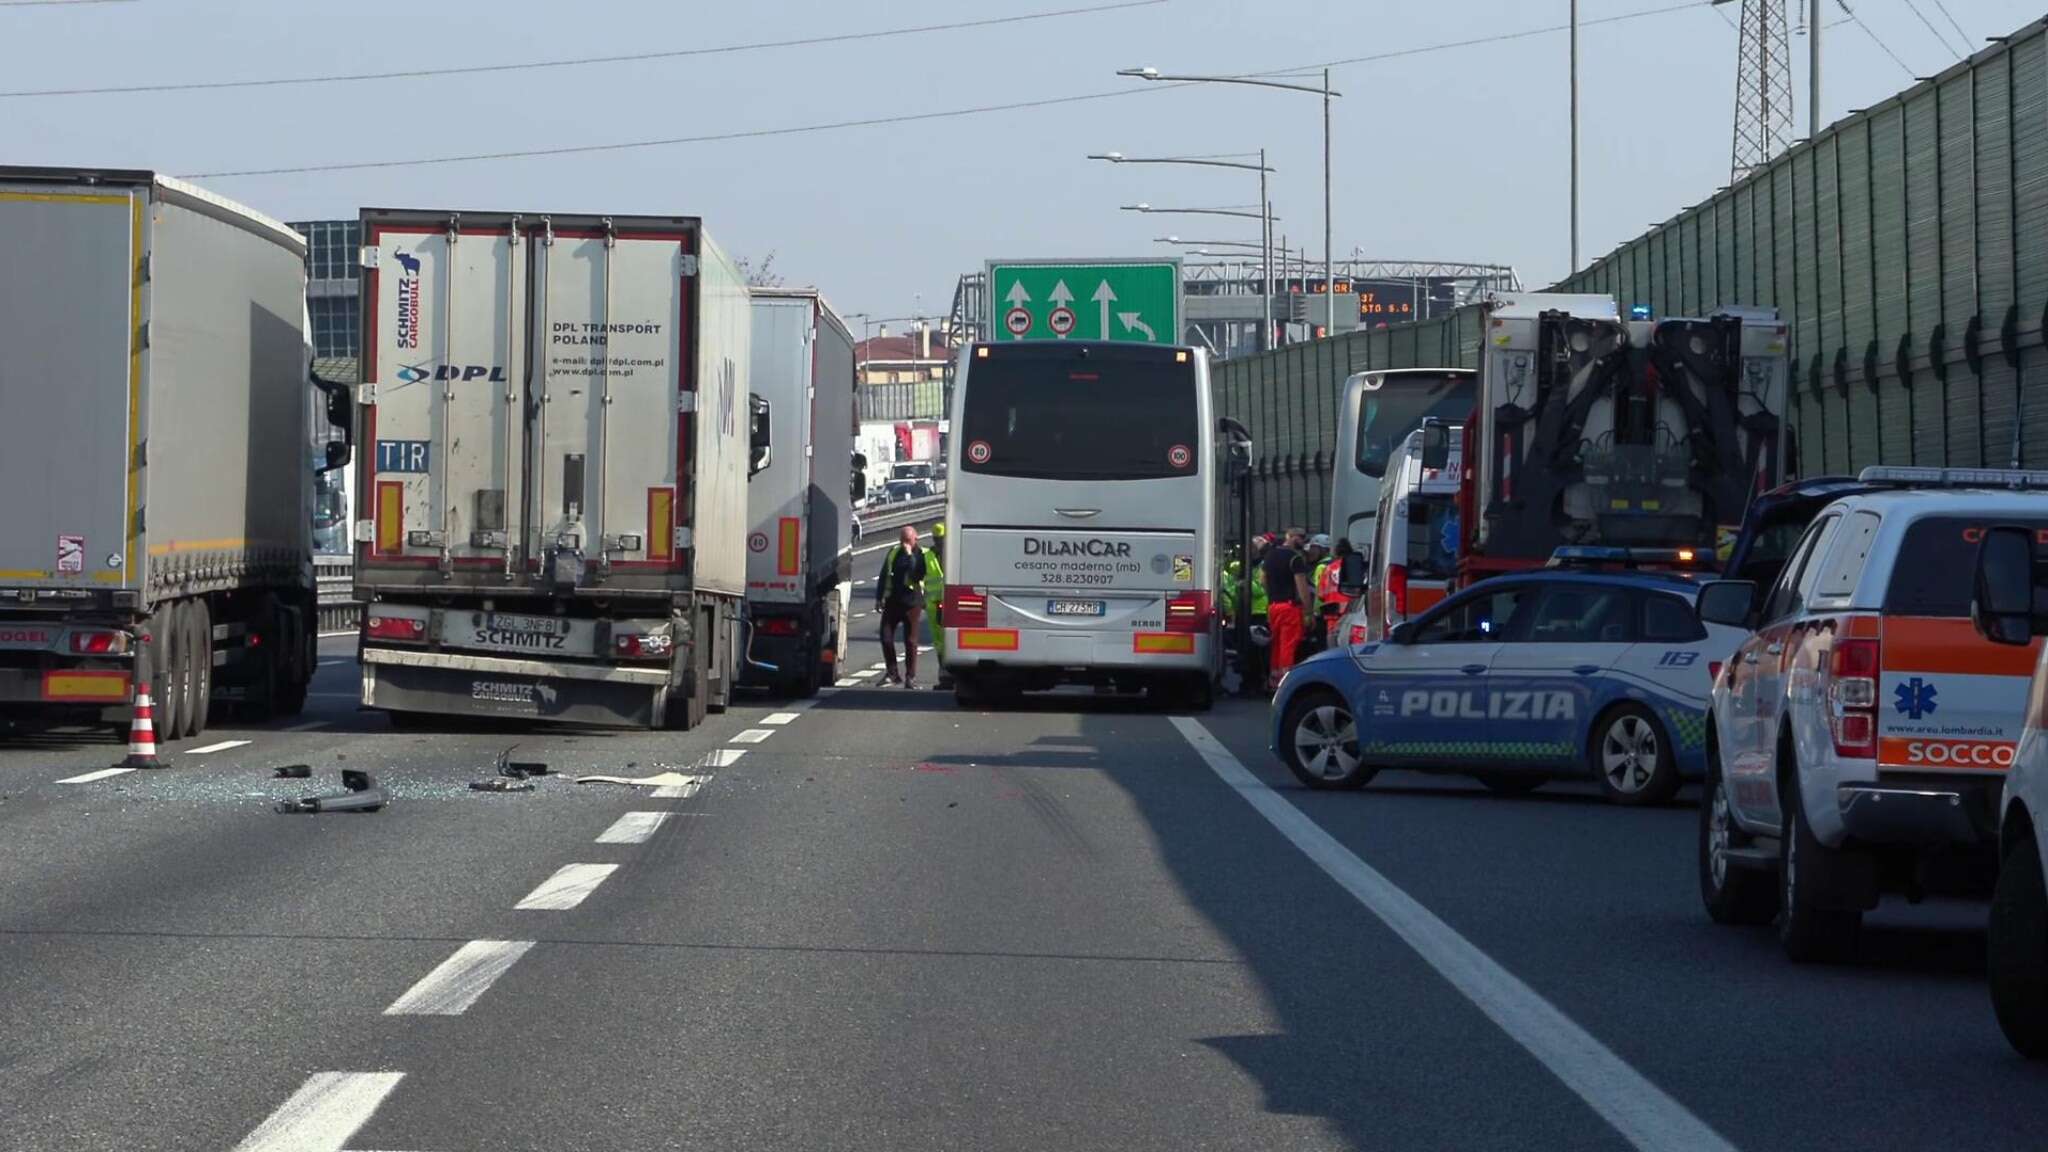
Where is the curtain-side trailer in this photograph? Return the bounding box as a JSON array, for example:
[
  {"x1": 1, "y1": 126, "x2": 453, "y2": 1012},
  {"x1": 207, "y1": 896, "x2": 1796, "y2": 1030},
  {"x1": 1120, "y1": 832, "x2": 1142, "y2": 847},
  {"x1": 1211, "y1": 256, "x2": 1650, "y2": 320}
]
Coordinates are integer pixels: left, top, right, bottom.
[
  {"x1": 352, "y1": 209, "x2": 752, "y2": 729},
  {"x1": 0, "y1": 167, "x2": 340, "y2": 739}
]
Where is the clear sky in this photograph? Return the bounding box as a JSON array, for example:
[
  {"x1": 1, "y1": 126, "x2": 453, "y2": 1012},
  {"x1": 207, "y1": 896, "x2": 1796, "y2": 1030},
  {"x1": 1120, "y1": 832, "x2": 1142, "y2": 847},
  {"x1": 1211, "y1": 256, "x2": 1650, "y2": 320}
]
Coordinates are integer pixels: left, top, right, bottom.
[{"x1": 1, "y1": 0, "x2": 2035, "y2": 327}]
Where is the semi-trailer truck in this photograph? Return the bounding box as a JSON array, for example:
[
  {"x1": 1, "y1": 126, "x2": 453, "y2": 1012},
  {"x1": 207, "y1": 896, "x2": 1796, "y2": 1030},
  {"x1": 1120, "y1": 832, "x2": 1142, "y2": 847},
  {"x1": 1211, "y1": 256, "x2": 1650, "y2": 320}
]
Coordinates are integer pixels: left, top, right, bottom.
[
  {"x1": 352, "y1": 208, "x2": 758, "y2": 729},
  {"x1": 740, "y1": 289, "x2": 857, "y2": 697},
  {"x1": 0, "y1": 167, "x2": 343, "y2": 738}
]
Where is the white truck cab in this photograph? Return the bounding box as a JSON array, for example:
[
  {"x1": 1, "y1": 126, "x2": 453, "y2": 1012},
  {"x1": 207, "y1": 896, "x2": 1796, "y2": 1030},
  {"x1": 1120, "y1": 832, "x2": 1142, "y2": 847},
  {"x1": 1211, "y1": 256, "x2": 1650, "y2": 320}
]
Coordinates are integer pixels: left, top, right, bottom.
[{"x1": 1696, "y1": 468, "x2": 2048, "y2": 962}]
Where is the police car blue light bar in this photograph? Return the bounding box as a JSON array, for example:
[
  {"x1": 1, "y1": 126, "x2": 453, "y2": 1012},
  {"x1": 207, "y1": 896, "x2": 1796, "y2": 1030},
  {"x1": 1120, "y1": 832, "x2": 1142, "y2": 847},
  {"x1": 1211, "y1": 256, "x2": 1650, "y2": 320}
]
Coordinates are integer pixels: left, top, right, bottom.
[
  {"x1": 1859, "y1": 465, "x2": 2048, "y2": 490},
  {"x1": 1548, "y1": 546, "x2": 1704, "y2": 568}
]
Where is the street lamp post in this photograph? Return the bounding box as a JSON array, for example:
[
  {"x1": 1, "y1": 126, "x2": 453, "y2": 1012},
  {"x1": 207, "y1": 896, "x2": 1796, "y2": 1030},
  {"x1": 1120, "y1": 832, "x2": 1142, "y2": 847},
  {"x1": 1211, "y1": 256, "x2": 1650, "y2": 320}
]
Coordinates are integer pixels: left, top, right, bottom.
[
  {"x1": 1123, "y1": 203, "x2": 1280, "y2": 353},
  {"x1": 1091, "y1": 150, "x2": 1276, "y2": 350},
  {"x1": 1119, "y1": 67, "x2": 1341, "y2": 339}
]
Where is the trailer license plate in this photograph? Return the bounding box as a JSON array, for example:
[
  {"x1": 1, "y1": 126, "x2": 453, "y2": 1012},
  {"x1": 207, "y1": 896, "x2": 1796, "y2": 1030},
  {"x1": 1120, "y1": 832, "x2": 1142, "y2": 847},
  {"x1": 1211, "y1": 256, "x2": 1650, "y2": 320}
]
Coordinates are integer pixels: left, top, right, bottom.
[
  {"x1": 1047, "y1": 599, "x2": 1105, "y2": 617},
  {"x1": 478, "y1": 613, "x2": 567, "y2": 651}
]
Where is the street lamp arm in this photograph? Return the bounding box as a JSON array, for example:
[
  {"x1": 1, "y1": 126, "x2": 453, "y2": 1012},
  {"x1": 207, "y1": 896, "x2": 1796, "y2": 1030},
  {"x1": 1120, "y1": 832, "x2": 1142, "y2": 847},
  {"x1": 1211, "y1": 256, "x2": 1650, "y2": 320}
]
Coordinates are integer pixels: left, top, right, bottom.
[
  {"x1": 1088, "y1": 154, "x2": 1275, "y2": 173},
  {"x1": 1122, "y1": 206, "x2": 1276, "y2": 221},
  {"x1": 1126, "y1": 71, "x2": 1342, "y2": 98}
]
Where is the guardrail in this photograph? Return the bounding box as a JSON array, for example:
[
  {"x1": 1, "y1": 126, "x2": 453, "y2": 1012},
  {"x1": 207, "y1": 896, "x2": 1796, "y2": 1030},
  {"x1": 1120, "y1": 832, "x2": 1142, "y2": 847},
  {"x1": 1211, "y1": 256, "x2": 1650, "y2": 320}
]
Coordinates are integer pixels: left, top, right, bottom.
[
  {"x1": 314, "y1": 554, "x2": 357, "y2": 634},
  {"x1": 857, "y1": 496, "x2": 946, "y2": 539}
]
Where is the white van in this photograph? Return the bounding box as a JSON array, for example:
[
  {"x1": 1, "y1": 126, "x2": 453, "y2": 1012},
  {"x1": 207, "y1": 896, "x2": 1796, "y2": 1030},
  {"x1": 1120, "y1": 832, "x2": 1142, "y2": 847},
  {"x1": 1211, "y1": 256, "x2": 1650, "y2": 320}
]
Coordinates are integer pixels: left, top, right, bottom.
[
  {"x1": 942, "y1": 341, "x2": 1218, "y2": 707},
  {"x1": 1327, "y1": 368, "x2": 1476, "y2": 554}
]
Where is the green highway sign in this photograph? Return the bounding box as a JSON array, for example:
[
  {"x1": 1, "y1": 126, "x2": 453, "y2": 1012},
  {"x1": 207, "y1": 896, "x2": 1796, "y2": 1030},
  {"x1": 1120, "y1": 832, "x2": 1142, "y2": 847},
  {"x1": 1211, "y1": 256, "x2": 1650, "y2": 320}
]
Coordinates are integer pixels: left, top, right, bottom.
[{"x1": 985, "y1": 258, "x2": 1182, "y2": 345}]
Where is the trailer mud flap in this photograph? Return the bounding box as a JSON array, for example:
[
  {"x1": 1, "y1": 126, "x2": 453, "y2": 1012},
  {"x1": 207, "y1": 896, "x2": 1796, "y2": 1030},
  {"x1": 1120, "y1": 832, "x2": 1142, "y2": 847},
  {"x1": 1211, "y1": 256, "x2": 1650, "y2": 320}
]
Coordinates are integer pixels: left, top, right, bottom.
[{"x1": 364, "y1": 661, "x2": 659, "y2": 727}]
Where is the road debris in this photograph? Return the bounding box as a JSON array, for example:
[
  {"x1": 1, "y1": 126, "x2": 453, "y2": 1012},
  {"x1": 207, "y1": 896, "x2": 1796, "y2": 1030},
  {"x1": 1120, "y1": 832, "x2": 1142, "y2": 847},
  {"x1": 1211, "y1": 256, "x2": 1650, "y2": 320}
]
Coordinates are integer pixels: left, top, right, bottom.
[
  {"x1": 275, "y1": 769, "x2": 386, "y2": 814},
  {"x1": 272, "y1": 764, "x2": 311, "y2": 779},
  {"x1": 575, "y1": 770, "x2": 707, "y2": 789},
  {"x1": 469, "y1": 777, "x2": 534, "y2": 793}
]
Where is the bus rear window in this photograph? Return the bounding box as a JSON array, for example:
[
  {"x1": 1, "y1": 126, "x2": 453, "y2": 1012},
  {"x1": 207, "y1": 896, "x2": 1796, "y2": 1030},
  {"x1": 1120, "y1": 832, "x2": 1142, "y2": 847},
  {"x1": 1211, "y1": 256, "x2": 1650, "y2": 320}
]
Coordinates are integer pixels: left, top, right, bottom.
[
  {"x1": 1357, "y1": 373, "x2": 1474, "y2": 478},
  {"x1": 1884, "y1": 516, "x2": 2048, "y2": 617},
  {"x1": 960, "y1": 347, "x2": 1200, "y2": 482}
]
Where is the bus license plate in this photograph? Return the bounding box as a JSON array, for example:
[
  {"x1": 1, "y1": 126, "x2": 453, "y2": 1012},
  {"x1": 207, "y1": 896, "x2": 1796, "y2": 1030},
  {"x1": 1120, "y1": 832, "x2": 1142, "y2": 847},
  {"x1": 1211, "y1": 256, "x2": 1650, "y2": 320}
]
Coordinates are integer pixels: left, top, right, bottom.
[{"x1": 1047, "y1": 599, "x2": 1106, "y2": 617}]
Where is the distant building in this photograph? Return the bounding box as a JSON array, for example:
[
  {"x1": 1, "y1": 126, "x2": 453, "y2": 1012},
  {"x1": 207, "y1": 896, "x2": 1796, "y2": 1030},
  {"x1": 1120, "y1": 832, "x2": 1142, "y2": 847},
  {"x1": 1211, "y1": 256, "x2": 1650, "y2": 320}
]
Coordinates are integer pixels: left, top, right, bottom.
[
  {"x1": 291, "y1": 218, "x2": 361, "y2": 360},
  {"x1": 856, "y1": 325, "x2": 949, "y2": 421}
]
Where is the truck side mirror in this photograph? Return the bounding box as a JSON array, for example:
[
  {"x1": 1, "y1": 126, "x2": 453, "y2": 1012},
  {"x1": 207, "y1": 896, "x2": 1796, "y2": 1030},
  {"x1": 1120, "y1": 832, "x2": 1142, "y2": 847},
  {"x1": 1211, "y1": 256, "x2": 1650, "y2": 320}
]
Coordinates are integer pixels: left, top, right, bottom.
[
  {"x1": 1695, "y1": 579, "x2": 1757, "y2": 628},
  {"x1": 748, "y1": 393, "x2": 773, "y2": 478},
  {"x1": 1336, "y1": 551, "x2": 1366, "y2": 597},
  {"x1": 1973, "y1": 525, "x2": 2042, "y2": 646},
  {"x1": 312, "y1": 371, "x2": 353, "y2": 474},
  {"x1": 1217, "y1": 416, "x2": 1252, "y2": 481},
  {"x1": 1419, "y1": 420, "x2": 1450, "y2": 472}
]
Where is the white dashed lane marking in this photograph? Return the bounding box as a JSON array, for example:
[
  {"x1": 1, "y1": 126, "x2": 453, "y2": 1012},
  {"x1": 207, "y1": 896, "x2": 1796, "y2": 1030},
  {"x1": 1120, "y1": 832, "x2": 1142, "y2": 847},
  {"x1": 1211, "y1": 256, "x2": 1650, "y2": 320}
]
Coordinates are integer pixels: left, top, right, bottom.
[
  {"x1": 595, "y1": 812, "x2": 670, "y2": 844},
  {"x1": 184, "y1": 739, "x2": 252, "y2": 755},
  {"x1": 55, "y1": 767, "x2": 134, "y2": 784},
  {"x1": 514, "y1": 863, "x2": 618, "y2": 911},
  {"x1": 652, "y1": 776, "x2": 709, "y2": 799},
  {"x1": 761, "y1": 711, "x2": 800, "y2": 725},
  {"x1": 231, "y1": 1071, "x2": 404, "y2": 1152},
  {"x1": 729, "y1": 729, "x2": 773, "y2": 744},
  {"x1": 833, "y1": 679, "x2": 864, "y2": 688},
  {"x1": 383, "y1": 940, "x2": 534, "y2": 1016}
]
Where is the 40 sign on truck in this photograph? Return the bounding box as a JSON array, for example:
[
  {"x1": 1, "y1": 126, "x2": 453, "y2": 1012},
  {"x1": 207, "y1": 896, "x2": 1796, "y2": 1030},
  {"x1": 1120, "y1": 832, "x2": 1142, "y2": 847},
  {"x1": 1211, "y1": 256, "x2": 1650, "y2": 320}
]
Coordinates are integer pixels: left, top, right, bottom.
[
  {"x1": 986, "y1": 259, "x2": 1180, "y2": 344},
  {"x1": 353, "y1": 208, "x2": 760, "y2": 730}
]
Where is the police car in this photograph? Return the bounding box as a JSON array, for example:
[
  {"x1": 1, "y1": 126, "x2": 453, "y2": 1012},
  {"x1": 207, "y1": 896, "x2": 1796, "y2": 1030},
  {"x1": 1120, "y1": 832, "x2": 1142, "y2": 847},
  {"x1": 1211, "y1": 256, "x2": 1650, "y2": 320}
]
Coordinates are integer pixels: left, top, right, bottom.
[{"x1": 1272, "y1": 553, "x2": 1749, "y2": 805}]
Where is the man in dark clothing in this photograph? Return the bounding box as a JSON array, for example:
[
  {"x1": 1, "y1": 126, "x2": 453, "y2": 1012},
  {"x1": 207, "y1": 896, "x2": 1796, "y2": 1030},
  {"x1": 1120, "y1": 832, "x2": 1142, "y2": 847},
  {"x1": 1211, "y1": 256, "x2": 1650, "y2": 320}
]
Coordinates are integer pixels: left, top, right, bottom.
[
  {"x1": 1261, "y1": 527, "x2": 1313, "y2": 690},
  {"x1": 876, "y1": 525, "x2": 933, "y2": 687}
]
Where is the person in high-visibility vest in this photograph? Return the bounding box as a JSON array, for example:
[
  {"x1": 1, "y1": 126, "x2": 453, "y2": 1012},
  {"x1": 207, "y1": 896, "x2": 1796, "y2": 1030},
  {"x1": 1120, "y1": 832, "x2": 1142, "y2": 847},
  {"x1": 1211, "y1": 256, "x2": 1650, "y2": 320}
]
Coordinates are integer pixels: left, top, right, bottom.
[
  {"x1": 875, "y1": 525, "x2": 936, "y2": 687},
  {"x1": 927, "y1": 522, "x2": 951, "y2": 689},
  {"x1": 1316, "y1": 537, "x2": 1354, "y2": 616}
]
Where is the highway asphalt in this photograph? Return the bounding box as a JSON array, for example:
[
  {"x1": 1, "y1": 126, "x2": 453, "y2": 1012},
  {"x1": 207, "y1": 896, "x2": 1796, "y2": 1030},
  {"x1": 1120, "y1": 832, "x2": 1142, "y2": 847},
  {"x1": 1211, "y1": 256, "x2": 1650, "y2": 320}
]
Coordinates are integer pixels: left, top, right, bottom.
[{"x1": 2, "y1": 589, "x2": 2044, "y2": 1149}]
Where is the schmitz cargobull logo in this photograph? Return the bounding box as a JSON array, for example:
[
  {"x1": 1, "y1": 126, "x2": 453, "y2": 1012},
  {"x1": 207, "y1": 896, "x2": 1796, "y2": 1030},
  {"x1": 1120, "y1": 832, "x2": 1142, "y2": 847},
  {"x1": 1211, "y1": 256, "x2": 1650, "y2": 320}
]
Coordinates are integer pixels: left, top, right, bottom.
[
  {"x1": 394, "y1": 249, "x2": 422, "y2": 350},
  {"x1": 1024, "y1": 538, "x2": 1133, "y2": 558}
]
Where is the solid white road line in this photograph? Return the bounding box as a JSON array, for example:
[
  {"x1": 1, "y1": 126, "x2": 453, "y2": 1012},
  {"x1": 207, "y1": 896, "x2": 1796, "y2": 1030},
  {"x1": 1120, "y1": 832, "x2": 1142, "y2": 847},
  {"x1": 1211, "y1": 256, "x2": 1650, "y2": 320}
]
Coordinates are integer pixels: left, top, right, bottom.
[
  {"x1": 1169, "y1": 718, "x2": 1738, "y2": 1152},
  {"x1": 596, "y1": 811, "x2": 670, "y2": 844},
  {"x1": 232, "y1": 1071, "x2": 405, "y2": 1152},
  {"x1": 729, "y1": 728, "x2": 773, "y2": 744},
  {"x1": 184, "y1": 739, "x2": 252, "y2": 755},
  {"x1": 513, "y1": 863, "x2": 618, "y2": 911},
  {"x1": 383, "y1": 940, "x2": 534, "y2": 1016},
  {"x1": 761, "y1": 711, "x2": 800, "y2": 725},
  {"x1": 55, "y1": 767, "x2": 134, "y2": 784}
]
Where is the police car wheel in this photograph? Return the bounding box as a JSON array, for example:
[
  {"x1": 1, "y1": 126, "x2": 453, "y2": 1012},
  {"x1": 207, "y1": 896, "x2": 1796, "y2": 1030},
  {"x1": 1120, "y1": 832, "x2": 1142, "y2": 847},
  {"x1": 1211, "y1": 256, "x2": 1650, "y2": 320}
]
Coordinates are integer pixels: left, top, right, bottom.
[
  {"x1": 1989, "y1": 831, "x2": 2048, "y2": 1059},
  {"x1": 1590, "y1": 704, "x2": 1679, "y2": 806},
  {"x1": 1281, "y1": 691, "x2": 1372, "y2": 790},
  {"x1": 1699, "y1": 749, "x2": 1776, "y2": 926}
]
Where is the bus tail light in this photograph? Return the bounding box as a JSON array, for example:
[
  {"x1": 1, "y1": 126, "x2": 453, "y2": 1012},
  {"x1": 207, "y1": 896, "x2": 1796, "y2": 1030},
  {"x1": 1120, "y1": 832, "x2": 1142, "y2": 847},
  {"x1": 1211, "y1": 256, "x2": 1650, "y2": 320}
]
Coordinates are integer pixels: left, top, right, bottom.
[
  {"x1": 946, "y1": 585, "x2": 988, "y2": 628},
  {"x1": 1826, "y1": 637, "x2": 1879, "y2": 760},
  {"x1": 1165, "y1": 590, "x2": 1213, "y2": 633}
]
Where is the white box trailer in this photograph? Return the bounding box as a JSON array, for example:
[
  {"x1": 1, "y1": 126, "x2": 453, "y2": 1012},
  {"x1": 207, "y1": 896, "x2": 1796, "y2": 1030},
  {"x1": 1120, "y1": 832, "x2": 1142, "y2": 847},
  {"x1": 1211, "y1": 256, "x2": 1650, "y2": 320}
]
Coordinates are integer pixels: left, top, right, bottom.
[
  {"x1": 353, "y1": 208, "x2": 755, "y2": 729},
  {"x1": 0, "y1": 167, "x2": 340, "y2": 740},
  {"x1": 739, "y1": 290, "x2": 856, "y2": 696}
]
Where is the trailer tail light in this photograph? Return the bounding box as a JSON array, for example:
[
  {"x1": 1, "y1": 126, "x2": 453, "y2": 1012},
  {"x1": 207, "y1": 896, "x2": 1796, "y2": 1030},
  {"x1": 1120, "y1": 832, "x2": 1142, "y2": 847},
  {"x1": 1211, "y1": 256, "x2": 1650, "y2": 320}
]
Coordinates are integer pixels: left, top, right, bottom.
[
  {"x1": 1165, "y1": 590, "x2": 1213, "y2": 633},
  {"x1": 613, "y1": 624, "x2": 673, "y2": 660},
  {"x1": 1827, "y1": 637, "x2": 1879, "y2": 759},
  {"x1": 754, "y1": 616, "x2": 799, "y2": 637},
  {"x1": 365, "y1": 615, "x2": 427, "y2": 642},
  {"x1": 945, "y1": 585, "x2": 988, "y2": 628},
  {"x1": 68, "y1": 630, "x2": 130, "y2": 655}
]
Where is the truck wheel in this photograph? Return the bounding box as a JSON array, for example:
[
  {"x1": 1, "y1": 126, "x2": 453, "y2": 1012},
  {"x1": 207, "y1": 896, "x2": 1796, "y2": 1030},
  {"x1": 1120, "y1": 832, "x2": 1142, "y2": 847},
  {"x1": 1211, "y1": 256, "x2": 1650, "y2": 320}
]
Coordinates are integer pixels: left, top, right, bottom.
[
  {"x1": 153, "y1": 601, "x2": 185, "y2": 743},
  {"x1": 1279, "y1": 689, "x2": 1374, "y2": 790},
  {"x1": 1990, "y1": 828, "x2": 2048, "y2": 1060},
  {"x1": 1699, "y1": 744, "x2": 1776, "y2": 926},
  {"x1": 185, "y1": 598, "x2": 213, "y2": 738},
  {"x1": 275, "y1": 603, "x2": 309, "y2": 718},
  {"x1": 1778, "y1": 755, "x2": 1862, "y2": 962},
  {"x1": 1590, "y1": 703, "x2": 1679, "y2": 806}
]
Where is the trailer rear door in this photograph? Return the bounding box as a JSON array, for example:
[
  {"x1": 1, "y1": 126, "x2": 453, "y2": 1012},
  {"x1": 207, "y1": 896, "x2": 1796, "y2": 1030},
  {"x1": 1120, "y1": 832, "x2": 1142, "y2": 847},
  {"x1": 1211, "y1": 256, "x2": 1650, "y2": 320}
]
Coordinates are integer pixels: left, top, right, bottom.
[{"x1": 0, "y1": 183, "x2": 141, "y2": 592}]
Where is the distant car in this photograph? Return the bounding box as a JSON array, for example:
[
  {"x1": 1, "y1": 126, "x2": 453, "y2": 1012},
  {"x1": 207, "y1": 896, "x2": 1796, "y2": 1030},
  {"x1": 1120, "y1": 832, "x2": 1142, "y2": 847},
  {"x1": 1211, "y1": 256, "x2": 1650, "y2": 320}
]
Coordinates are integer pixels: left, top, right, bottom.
[
  {"x1": 886, "y1": 478, "x2": 932, "y2": 503},
  {"x1": 1272, "y1": 563, "x2": 1746, "y2": 805}
]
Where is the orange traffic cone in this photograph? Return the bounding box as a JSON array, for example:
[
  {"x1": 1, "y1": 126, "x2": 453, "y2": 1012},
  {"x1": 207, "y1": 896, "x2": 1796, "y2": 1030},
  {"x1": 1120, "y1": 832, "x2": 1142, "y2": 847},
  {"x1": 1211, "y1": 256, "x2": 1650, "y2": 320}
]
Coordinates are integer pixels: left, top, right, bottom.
[{"x1": 117, "y1": 681, "x2": 166, "y2": 770}]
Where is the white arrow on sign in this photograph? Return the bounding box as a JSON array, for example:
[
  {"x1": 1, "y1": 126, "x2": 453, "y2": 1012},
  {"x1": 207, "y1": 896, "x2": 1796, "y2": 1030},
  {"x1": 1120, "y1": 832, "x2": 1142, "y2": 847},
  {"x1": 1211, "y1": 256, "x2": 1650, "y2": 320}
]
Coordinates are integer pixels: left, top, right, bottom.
[
  {"x1": 1118, "y1": 311, "x2": 1156, "y2": 341},
  {"x1": 1092, "y1": 281, "x2": 1117, "y2": 340},
  {"x1": 1005, "y1": 281, "x2": 1032, "y2": 306},
  {"x1": 1047, "y1": 280, "x2": 1074, "y2": 307}
]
